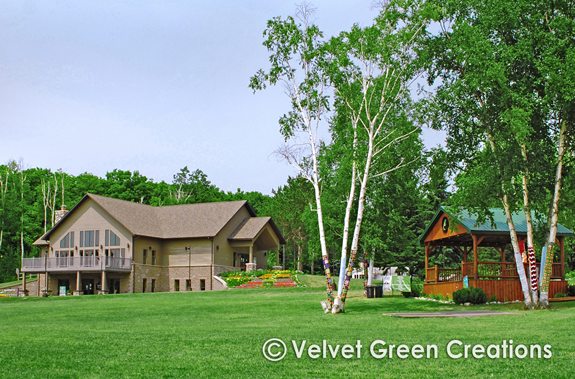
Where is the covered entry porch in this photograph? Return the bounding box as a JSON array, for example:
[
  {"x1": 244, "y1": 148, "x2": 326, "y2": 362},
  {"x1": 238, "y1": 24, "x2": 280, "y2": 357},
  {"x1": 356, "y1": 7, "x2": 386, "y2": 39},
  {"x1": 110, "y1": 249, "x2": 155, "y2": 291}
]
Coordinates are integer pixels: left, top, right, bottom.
[
  {"x1": 228, "y1": 217, "x2": 286, "y2": 272},
  {"x1": 420, "y1": 207, "x2": 573, "y2": 302}
]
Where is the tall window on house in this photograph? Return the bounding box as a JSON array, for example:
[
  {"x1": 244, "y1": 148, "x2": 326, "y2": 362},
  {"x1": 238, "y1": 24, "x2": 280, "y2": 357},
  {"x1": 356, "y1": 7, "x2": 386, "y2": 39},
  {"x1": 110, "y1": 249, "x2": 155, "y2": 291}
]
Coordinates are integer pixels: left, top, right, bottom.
[
  {"x1": 80, "y1": 230, "x2": 99, "y2": 248},
  {"x1": 60, "y1": 232, "x2": 74, "y2": 249},
  {"x1": 174, "y1": 280, "x2": 180, "y2": 292},
  {"x1": 143, "y1": 249, "x2": 148, "y2": 264},
  {"x1": 151, "y1": 279, "x2": 156, "y2": 293},
  {"x1": 57, "y1": 232, "x2": 75, "y2": 266},
  {"x1": 200, "y1": 279, "x2": 206, "y2": 291},
  {"x1": 186, "y1": 279, "x2": 191, "y2": 291},
  {"x1": 142, "y1": 278, "x2": 147, "y2": 293},
  {"x1": 105, "y1": 230, "x2": 120, "y2": 246},
  {"x1": 151, "y1": 250, "x2": 156, "y2": 265}
]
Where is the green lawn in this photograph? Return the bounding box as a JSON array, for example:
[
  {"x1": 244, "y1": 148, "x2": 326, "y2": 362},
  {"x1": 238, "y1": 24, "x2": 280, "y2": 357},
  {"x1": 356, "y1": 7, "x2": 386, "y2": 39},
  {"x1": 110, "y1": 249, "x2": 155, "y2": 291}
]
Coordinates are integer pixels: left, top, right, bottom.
[{"x1": 1, "y1": 275, "x2": 574, "y2": 378}]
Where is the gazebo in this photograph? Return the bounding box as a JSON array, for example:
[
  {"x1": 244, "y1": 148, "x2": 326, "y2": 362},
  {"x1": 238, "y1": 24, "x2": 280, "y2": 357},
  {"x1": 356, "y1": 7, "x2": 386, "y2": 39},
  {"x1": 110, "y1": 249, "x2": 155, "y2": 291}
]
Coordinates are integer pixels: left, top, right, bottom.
[{"x1": 419, "y1": 207, "x2": 574, "y2": 301}]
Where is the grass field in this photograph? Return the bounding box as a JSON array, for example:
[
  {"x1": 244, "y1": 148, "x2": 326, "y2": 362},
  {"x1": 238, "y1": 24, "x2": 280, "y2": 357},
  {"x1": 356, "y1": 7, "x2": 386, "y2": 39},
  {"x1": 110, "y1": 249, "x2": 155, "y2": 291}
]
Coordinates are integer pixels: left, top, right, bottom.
[{"x1": 1, "y1": 275, "x2": 574, "y2": 378}]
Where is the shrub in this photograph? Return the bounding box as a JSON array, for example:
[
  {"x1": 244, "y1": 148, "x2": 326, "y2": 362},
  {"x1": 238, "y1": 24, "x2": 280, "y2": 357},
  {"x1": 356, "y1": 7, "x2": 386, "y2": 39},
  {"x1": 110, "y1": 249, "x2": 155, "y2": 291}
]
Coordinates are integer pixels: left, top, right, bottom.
[
  {"x1": 567, "y1": 284, "x2": 575, "y2": 297},
  {"x1": 469, "y1": 287, "x2": 487, "y2": 304},
  {"x1": 490, "y1": 295, "x2": 497, "y2": 302},
  {"x1": 411, "y1": 277, "x2": 423, "y2": 298},
  {"x1": 554, "y1": 292, "x2": 567, "y2": 299},
  {"x1": 453, "y1": 288, "x2": 470, "y2": 305},
  {"x1": 225, "y1": 276, "x2": 250, "y2": 288},
  {"x1": 402, "y1": 291, "x2": 412, "y2": 298}
]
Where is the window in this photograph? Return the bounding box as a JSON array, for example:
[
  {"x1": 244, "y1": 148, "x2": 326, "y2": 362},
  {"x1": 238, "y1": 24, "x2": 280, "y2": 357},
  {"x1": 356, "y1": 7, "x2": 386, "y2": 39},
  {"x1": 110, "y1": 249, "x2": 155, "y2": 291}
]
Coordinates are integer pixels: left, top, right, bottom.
[
  {"x1": 186, "y1": 279, "x2": 191, "y2": 291},
  {"x1": 105, "y1": 230, "x2": 120, "y2": 246},
  {"x1": 151, "y1": 279, "x2": 156, "y2": 293},
  {"x1": 59, "y1": 232, "x2": 74, "y2": 249},
  {"x1": 143, "y1": 249, "x2": 148, "y2": 264},
  {"x1": 174, "y1": 280, "x2": 180, "y2": 292},
  {"x1": 200, "y1": 279, "x2": 206, "y2": 291},
  {"x1": 80, "y1": 230, "x2": 99, "y2": 248},
  {"x1": 142, "y1": 278, "x2": 147, "y2": 293},
  {"x1": 152, "y1": 250, "x2": 156, "y2": 265}
]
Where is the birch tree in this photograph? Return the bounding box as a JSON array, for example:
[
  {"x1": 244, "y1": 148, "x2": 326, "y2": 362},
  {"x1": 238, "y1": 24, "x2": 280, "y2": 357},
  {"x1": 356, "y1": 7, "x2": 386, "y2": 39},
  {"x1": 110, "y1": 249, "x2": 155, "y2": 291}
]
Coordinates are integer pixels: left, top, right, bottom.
[
  {"x1": 425, "y1": 0, "x2": 575, "y2": 308},
  {"x1": 325, "y1": 0, "x2": 426, "y2": 312},
  {"x1": 250, "y1": 4, "x2": 336, "y2": 307}
]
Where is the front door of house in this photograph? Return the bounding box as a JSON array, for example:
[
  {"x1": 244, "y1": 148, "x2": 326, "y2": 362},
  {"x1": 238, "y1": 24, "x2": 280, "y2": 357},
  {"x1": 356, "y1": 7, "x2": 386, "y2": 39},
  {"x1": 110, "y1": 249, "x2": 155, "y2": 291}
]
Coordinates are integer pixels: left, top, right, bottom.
[
  {"x1": 239, "y1": 254, "x2": 249, "y2": 271},
  {"x1": 82, "y1": 279, "x2": 94, "y2": 295}
]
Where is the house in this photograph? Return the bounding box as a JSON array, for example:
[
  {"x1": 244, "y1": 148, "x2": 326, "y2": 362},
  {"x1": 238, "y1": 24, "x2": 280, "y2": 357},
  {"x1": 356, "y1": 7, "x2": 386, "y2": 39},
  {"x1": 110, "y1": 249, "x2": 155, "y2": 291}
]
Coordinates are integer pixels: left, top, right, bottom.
[
  {"x1": 420, "y1": 206, "x2": 574, "y2": 301},
  {"x1": 23, "y1": 194, "x2": 286, "y2": 296}
]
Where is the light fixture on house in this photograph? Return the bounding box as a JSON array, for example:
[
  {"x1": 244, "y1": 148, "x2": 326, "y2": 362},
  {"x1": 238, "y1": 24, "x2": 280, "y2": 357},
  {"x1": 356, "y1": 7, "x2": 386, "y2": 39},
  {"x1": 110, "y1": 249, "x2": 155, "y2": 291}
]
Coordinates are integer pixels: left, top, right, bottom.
[
  {"x1": 75, "y1": 246, "x2": 78, "y2": 251},
  {"x1": 216, "y1": 245, "x2": 219, "y2": 251},
  {"x1": 127, "y1": 243, "x2": 130, "y2": 249}
]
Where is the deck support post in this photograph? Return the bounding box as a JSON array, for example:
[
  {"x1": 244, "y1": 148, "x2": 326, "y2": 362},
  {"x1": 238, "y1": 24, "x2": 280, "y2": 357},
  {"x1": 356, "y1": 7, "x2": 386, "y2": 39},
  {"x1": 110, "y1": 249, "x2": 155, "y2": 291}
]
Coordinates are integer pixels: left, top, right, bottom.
[
  {"x1": 101, "y1": 270, "x2": 107, "y2": 294},
  {"x1": 75, "y1": 271, "x2": 82, "y2": 295},
  {"x1": 461, "y1": 261, "x2": 466, "y2": 279},
  {"x1": 435, "y1": 265, "x2": 439, "y2": 283},
  {"x1": 22, "y1": 272, "x2": 27, "y2": 296}
]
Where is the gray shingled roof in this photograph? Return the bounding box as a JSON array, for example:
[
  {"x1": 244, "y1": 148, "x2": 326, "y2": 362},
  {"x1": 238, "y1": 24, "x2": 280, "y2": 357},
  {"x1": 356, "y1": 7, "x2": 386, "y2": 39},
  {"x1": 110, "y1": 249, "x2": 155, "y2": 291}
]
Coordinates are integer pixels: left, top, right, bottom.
[
  {"x1": 42, "y1": 194, "x2": 260, "y2": 240},
  {"x1": 228, "y1": 217, "x2": 271, "y2": 240}
]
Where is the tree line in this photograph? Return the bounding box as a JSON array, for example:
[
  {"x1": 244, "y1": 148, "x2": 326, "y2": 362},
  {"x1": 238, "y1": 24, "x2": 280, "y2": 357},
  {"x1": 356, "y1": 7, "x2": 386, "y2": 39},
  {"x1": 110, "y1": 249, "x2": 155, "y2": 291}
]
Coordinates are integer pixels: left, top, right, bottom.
[{"x1": 252, "y1": 0, "x2": 575, "y2": 311}]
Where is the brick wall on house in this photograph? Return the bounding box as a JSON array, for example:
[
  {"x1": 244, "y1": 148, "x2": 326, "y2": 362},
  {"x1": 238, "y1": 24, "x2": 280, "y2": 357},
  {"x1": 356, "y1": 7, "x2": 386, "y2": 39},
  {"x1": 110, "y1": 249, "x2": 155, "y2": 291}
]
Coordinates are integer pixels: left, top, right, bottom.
[{"x1": 133, "y1": 263, "x2": 169, "y2": 293}]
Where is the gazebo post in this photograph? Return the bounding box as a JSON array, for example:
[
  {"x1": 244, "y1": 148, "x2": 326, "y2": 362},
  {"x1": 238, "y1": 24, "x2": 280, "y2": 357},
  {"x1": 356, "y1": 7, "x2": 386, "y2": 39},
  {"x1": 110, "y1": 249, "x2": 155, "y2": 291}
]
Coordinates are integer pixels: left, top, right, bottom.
[
  {"x1": 560, "y1": 236, "x2": 565, "y2": 281},
  {"x1": 472, "y1": 235, "x2": 479, "y2": 280},
  {"x1": 424, "y1": 243, "x2": 429, "y2": 283}
]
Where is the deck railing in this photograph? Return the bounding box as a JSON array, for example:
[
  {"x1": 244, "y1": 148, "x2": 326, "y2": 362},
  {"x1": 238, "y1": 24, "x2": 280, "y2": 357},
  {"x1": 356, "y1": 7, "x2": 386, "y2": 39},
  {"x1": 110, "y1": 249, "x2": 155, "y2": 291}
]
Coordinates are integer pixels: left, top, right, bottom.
[
  {"x1": 22, "y1": 257, "x2": 132, "y2": 272},
  {"x1": 427, "y1": 261, "x2": 564, "y2": 283}
]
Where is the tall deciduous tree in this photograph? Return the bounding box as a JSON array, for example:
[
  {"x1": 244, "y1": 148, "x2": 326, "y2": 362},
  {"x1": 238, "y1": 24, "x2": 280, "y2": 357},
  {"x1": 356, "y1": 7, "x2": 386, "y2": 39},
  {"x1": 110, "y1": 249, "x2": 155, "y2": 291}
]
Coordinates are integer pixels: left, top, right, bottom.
[
  {"x1": 250, "y1": 4, "x2": 336, "y2": 307},
  {"x1": 424, "y1": 0, "x2": 574, "y2": 308}
]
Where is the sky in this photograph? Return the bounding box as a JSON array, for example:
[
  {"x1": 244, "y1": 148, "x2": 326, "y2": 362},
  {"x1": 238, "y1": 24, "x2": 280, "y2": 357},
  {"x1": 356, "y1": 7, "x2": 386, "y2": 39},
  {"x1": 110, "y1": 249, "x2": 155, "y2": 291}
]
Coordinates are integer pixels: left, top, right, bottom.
[{"x1": 0, "y1": 0, "x2": 445, "y2": 195}]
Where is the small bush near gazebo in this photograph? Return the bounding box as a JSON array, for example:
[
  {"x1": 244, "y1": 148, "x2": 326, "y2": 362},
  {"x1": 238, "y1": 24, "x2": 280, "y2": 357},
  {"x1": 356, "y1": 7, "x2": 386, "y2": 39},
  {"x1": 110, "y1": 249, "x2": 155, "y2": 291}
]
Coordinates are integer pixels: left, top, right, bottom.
[{"x1": 453, "y1": 287, "x2": 487, "y2": 305}]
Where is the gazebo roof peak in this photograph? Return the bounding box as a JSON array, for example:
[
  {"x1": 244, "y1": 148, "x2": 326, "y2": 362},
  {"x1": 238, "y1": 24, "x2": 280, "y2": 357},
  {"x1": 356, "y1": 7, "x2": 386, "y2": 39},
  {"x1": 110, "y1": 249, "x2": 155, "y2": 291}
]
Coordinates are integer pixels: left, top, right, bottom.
[{"x1": 419, "y1": 206, "x2": 574, "y2": 246}]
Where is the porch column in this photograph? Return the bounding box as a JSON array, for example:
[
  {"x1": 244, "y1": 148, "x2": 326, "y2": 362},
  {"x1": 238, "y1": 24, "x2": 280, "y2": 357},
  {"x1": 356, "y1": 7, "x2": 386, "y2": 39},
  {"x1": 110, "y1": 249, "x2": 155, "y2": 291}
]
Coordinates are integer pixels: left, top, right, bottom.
[
  {"x1": 246, "y1": 245, "x2": 256, "y2": 272},
  {"x1": 276, "y1": 245, "x2": 280, "y2": 266},
  {"x1": 472, "y1": 235, "x2": 479, "y2": 280},
  {"x1": 560, "y1": 236, "x2": 565, "y2": 281},
  {"x1": 75, "y1": 271, "x2": 82, "y2": 295},
  {"x1": 101, "y1": 270, "x2": 107, "y2": 294}
]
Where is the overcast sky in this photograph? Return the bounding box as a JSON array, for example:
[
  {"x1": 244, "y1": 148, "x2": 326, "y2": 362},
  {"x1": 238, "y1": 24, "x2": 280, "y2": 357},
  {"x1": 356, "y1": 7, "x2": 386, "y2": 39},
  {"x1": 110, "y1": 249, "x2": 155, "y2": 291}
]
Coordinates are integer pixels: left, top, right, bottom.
[{"x1": 0, "y1": 0, "x2": 444, "y2": 194}]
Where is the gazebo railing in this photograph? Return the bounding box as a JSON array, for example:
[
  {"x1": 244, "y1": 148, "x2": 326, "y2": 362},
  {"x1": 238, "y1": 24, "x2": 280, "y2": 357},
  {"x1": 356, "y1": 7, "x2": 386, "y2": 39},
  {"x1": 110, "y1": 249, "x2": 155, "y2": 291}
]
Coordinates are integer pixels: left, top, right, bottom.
[{"x1": 427, "y1": 261, "x2": 564, "y2": 283}]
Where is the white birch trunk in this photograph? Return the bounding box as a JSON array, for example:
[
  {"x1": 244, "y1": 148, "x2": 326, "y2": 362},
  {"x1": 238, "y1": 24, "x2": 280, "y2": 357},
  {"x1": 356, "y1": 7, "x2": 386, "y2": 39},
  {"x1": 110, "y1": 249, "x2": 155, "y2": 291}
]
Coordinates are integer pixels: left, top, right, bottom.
[
  {"x1": 337, "y1": 132, "x2": 358, "y2": 297},
  {"x1": 502, "y1": 196, "x2": 533, "y2": 307},
  {"x1": 486, "y1": 132, "x2": 532, "y2": 306},
  {"x1": 520, "y1": 144, "x2": 539, "y2": 305},
  {"x1": 337, "y1": 132, "x2": 375, "y2": 311},
  {"x1": 539, "y1": 120, "x2": 567, "y2": 308}
]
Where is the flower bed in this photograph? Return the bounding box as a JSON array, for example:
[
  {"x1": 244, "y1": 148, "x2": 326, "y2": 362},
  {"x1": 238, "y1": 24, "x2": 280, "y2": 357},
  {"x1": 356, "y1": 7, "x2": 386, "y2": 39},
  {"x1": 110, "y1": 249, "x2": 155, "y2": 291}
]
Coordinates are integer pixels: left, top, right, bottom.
[{"x1": 220, "y1": 269, "x2": 302, "y2": 289}]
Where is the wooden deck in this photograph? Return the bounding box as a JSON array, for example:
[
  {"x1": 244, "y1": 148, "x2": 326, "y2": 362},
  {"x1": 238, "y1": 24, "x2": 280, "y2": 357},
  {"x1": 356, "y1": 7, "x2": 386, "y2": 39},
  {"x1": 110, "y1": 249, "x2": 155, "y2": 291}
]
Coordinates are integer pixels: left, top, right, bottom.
[{"x1": 424, "y1": 279, "x2": 568, "y2": 302}]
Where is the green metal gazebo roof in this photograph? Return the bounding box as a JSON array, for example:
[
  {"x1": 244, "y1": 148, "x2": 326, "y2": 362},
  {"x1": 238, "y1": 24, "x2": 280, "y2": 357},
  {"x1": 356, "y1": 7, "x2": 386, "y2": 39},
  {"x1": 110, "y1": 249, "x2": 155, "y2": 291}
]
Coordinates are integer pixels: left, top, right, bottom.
[{"x1": 419, "y1": 206, "x2": 574, "y2": 245}]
